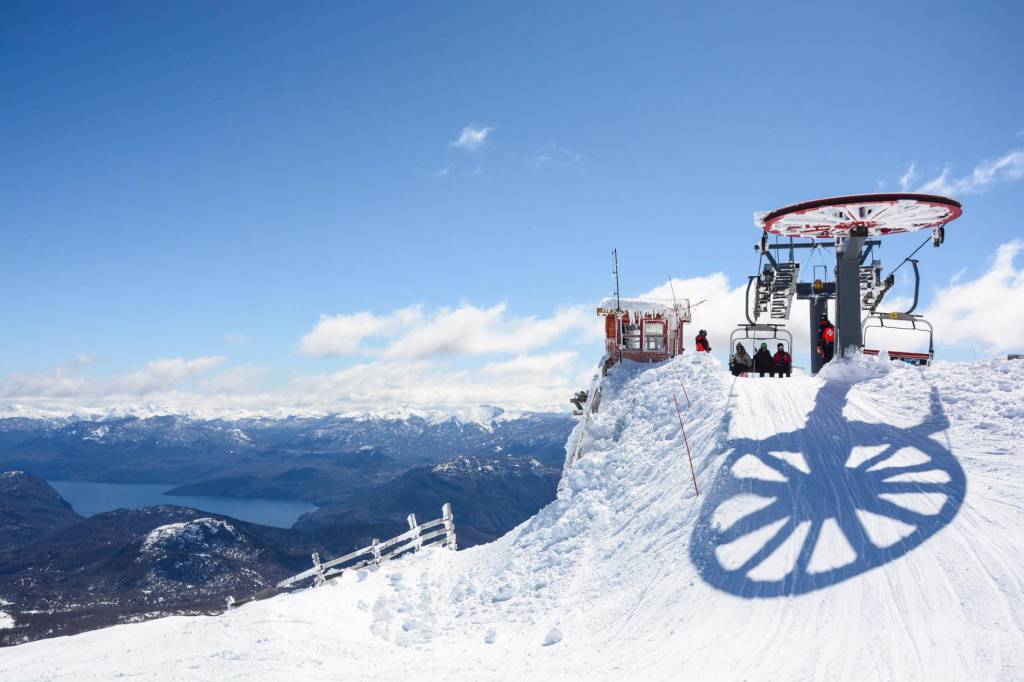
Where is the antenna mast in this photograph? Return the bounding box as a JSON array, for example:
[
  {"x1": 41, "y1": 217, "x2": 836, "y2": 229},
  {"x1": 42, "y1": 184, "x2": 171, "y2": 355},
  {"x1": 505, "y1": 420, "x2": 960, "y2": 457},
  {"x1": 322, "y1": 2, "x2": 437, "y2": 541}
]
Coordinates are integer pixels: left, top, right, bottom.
[
  {"x1": 612, "y1": 249, "x2": 622, "y2": 313},
  {"x1": 613, "y1": 249, "x2": 623, "y2": 363}
]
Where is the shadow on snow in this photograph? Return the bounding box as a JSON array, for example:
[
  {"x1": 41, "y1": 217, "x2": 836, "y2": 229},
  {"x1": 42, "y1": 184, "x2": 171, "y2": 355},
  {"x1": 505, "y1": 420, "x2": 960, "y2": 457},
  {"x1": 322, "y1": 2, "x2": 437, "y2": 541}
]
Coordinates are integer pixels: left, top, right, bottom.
[{"x1": 690, "y1": 381, "x2": 965, "y2": 598}]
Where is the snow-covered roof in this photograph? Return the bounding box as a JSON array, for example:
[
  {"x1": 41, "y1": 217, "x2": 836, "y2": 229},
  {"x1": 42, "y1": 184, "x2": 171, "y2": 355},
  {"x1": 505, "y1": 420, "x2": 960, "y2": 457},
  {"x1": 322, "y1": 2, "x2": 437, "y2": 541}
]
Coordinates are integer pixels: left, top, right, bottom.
[
  {"x1": 597, "y1": 296, "x2": 692, "y2": 321},
  {"x1": 597, "y1": 297, "x2": 673, "y2": 315}
]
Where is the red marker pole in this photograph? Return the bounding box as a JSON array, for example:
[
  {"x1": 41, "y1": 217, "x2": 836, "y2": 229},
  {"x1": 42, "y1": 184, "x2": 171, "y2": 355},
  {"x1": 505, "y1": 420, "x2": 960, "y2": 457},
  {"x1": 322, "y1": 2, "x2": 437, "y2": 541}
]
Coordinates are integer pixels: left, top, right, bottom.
[
  {"x1": 673, "y1": 393, "x2": 699, "y2": 496},
  {"x1": 673, "y1": 372, "x2": 691, "y2": 409}
]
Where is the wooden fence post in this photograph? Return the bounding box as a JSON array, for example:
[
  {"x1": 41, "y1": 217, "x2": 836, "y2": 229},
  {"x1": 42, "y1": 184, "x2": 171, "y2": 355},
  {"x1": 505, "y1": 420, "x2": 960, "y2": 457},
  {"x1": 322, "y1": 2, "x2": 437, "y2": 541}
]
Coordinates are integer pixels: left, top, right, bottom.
[
  {"x1": 407, "y1": 513, "x2": 422, "y2": 552},
  {"x1": 311, "y1": 551, "x2": 326, "y2": 586},
  {"x1": 371, "y1": 538, "x2": 382, "y2": 565},
  {"x1": 442, "y1": 503, "x2": 457, "y2": 550}
]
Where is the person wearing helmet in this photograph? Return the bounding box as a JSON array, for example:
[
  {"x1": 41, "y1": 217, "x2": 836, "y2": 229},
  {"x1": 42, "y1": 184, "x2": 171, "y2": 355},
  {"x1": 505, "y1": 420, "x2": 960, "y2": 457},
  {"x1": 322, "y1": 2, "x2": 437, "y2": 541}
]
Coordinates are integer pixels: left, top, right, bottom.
[
  {"x1": 771, "y1": 342, "x2": 792, "y2": 377},
  {"x1": 695, "y1": 329, "x2": 711, "y2": 353},
  {"x1": 753, "y1": 341, "x2": 774, "y2": 377},
  {"x1": 817, "y1": 314, "x2": 836, "y2": 364}
]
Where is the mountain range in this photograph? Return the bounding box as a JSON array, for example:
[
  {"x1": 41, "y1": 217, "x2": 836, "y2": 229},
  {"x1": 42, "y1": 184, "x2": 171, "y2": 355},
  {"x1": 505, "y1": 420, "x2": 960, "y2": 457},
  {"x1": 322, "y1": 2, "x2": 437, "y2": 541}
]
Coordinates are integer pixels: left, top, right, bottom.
[{"x1": 0, "y1": 409, "x2": 573, "y2": 645}]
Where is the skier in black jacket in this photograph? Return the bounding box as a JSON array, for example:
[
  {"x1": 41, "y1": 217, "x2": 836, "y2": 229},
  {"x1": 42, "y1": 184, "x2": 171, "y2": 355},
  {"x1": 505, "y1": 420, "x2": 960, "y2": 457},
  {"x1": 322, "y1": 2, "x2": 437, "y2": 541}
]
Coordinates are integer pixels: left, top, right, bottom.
[{"x1": 753, "y1": 342, "x2": 774, "y2": 377}]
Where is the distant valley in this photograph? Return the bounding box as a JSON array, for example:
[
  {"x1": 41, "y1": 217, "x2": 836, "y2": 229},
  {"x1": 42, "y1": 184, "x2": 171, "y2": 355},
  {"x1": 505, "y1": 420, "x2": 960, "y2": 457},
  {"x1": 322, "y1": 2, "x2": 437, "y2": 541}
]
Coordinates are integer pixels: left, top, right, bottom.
[{"x1": 0, "y1": 409, "x2": 573, "y2": 645}]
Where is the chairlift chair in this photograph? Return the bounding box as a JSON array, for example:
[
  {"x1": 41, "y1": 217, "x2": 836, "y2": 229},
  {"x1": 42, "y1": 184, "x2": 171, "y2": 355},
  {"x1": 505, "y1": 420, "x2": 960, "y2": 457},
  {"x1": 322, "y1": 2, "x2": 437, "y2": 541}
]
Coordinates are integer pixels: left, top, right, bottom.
[
  {"x1": 731, "y1": 273, "x2": 794, "y2": 375},
  {"x1": 862, "y1": 313, "x2": 934, "y2": 366},
  {"x1": 729, "y1": 323, "x2": 794, "y2": 375},
  {"x1": 860, "y1": 258, "x2": 934, "y2": 366}
]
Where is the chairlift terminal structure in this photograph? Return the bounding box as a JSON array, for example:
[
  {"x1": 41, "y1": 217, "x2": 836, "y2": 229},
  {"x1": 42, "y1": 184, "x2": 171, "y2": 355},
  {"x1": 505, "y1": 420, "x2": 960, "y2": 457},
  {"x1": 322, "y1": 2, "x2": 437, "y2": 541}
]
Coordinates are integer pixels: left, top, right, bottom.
[{"x1": 742, "y1": 193, "x2": 962, "y2": 373}]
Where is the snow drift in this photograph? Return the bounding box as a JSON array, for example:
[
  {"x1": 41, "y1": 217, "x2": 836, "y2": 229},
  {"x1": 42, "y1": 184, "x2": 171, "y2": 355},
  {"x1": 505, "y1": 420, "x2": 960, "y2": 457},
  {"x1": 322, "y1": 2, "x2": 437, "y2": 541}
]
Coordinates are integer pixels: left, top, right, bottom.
[{"x1": 1, "y1": 355, "x2": 1022, "y2": 680}]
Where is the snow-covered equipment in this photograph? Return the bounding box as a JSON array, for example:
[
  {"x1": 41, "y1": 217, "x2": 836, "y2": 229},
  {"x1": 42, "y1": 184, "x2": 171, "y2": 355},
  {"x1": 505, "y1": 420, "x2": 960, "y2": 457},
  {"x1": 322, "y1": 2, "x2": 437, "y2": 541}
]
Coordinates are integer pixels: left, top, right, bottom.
[
  {"x1": 597, "y1": 297, "x2": 690, "y2": 370},
  {"x1": 754, "y1": 193, "x2": 962, "y2": 373},
  {"x1": 861, "y1": 259, "x2": 934, "y2": 365},
  {"x1": 729, "y1": 272, "x2": 795, "y2": 375},
  {"x1": 226, "y1": 503, "x2": 457, "y2": 608},
  {"x1": 568, "y1": 390, "x2": 588, "y2": 416},
  {"x1": 563, "y1": 364, "x2": 606, "y2": 477},
  {"x1": 597, "y1": 250, "x2": 691, "y2": 370},
  {"x1": 862, "y1": 314, "x2": 933, "y2": 365}
]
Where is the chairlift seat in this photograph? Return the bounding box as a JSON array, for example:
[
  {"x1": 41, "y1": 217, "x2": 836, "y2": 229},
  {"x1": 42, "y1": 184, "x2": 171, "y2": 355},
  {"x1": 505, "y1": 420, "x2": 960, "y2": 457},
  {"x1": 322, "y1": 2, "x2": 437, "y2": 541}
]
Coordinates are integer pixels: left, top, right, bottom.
[{"x1": 862, "y1": 348, "x2": 932, "y2": 366}]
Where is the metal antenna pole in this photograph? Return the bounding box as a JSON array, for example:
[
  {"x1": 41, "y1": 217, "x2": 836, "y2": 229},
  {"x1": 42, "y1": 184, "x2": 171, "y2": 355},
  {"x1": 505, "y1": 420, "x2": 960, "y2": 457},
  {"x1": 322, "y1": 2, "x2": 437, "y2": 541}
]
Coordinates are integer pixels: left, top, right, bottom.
[
  {"x1": 613, "y1": 249, "x2": 621, "y2": 313},
  {"x1": 613, "y1": 249, "x2": 622, "y2": 363},
  {"x1": 668, "y1": 276, "x2": 682, "y2": 356}
]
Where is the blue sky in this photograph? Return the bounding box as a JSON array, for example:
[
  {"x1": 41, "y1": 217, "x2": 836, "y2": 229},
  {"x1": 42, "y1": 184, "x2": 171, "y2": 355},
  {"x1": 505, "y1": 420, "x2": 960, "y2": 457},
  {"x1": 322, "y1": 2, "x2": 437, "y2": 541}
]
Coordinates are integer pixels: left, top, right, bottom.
[{"x1": 2, "y1": 1, "x2": 1022, "y2": 415}]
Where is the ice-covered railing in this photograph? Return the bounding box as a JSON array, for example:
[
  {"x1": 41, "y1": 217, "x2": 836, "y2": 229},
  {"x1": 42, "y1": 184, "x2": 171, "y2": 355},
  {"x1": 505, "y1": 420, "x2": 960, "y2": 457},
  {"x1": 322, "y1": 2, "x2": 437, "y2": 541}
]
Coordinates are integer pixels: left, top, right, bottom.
[
  {"x1": 227, "y1": 503, "x2": 457, "y2": 609},
  {"x1": 562, "y1": 357, "x2": 608, "y2": 477}
]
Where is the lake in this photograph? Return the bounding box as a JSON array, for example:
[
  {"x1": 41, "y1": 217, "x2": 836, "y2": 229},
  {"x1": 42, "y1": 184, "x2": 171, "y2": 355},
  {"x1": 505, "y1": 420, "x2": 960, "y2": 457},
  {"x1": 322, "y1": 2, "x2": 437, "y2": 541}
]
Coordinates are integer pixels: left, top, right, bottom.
[{"x1": 47, "y1": 480, "x2": 318, "y2": 529}]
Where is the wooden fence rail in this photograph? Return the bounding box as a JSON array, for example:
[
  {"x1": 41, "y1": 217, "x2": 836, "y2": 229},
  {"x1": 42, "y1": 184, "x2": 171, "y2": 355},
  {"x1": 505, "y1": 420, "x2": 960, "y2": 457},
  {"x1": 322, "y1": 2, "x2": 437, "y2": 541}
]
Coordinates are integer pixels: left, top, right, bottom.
[
  {"x1": 563, "y1": 360, "x2": 607, "y2": 476},
  {"x1": 227, "y1": 503, "x2": 456, "y2": 609}
]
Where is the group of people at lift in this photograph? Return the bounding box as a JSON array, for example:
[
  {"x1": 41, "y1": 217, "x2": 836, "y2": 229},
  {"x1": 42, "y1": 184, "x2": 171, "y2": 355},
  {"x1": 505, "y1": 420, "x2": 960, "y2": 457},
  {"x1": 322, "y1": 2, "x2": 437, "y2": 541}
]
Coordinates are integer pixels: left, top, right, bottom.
[
  {"x1": 708, "y1": 313, "x2": 838, "y2": 377},
  {"x1": 730, "y1": 342, "x2": 792, "y2": 377}
]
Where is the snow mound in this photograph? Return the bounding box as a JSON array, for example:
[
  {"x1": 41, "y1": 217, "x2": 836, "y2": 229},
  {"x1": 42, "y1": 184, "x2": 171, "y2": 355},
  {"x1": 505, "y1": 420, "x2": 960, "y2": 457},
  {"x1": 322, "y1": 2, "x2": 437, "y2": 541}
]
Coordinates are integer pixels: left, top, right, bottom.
[
  {"x1": 1, "y1": 356, "x2": 1022, "y2": 680},
  {"x1": 140, "y1": 518, "x2": 242, "y2": 555},
  {"x1": 815, "y1": 351, "x2": 895, "y2": 383}
]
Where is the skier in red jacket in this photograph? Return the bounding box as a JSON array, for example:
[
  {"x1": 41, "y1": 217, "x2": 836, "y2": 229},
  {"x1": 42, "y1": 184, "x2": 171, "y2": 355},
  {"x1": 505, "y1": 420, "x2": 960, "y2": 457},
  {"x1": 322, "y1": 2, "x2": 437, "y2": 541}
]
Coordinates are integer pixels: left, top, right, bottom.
[
  {"x1": 817, "y1": 314, "x2": 836, "y2": 364},
  {"x1": 695, "y1": 330, "x2": 711, "y2": 352},
  {"x1": 771, "y1": 343, "x2": 792, "y2": 377}
]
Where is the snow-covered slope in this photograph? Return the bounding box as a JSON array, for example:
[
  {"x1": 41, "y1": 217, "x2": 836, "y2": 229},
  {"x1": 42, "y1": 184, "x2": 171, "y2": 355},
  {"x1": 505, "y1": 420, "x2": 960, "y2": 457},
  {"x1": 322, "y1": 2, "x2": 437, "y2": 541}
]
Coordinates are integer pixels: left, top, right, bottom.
[{"x1": 2, "y1": 355, "x2": 1022, "y2": 680}]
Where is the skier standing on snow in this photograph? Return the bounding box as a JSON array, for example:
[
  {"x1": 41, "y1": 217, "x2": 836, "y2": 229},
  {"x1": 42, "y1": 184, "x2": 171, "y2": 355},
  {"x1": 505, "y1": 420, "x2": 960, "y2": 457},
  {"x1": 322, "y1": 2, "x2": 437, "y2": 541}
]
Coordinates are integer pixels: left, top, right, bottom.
[
  {"x1": 753, "y1": 342, "x2": 774, "y2": 377},
  {"x1": 817, "y1": 314, "x2": 836, "y2": 365},
  {"x1": 695, "y1": 329, "x2": 711, "y2": 353},
  {"x1": 771, "y1": 343, "x2": 792, "y2": 378}
]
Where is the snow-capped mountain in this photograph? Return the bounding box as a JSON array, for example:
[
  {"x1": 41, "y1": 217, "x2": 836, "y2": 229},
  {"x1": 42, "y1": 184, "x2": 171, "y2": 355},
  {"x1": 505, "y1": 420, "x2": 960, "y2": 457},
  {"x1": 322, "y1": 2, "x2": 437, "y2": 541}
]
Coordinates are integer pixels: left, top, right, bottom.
[
  {"x1": 2, "y1": 355, "x2": 1020, "y2": 679},
  {"x1": 296, "y1": 455, "x2": 561, "y2": 542},
  {"x1": 0, "y1": 410, "x2": 573, "y2": 493}
]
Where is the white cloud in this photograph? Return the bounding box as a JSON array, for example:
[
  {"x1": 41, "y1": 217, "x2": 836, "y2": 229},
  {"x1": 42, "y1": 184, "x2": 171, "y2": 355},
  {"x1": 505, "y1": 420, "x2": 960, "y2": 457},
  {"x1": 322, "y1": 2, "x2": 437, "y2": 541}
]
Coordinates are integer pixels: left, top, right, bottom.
[
  {"x1": 300, "y1": 309, "x2": 420, "y2": 357},
  {"x1": 288, "y1": 355, "x2": 584, "y2": 414},
  {"x1": 535, "y1": 145, "x2": 582, "y2": 170},
  {"x1": 299, "y1": 303, "x2": 598, "y2": 359},
  {"x1": 1, "y1": 356, "x2": 225, "y2": 403},
  {"x1": 107, "y1": 356, "x2": 226, "y2": 395},
  {"x1": 481, "y1": 352, "x2": 579, "y2": 378},
  {"x1": 3, "y1": 302, "x2": 605, "y2": 418},
  {"x1": 639, "y1": 272, "x2": 750, "y2": 352},
  {"x1": 921, "y1": 240, "x2": 1024, "y2": 354},
  {"x1": 917, "y1": 148, "x2": 1024, "y2": 195},
  {"x1": 450, "y1": 125, "x2": 493, "y2": 151},
  {"x1": 898, "y1": 162, "x2": 917, "y2": 192},
  {"x1": 200, "y1": 365, "x2": 267, "y2": 394},
  {"x1": 16, "y1": 245, "x2": 1020, "y2": 420}
]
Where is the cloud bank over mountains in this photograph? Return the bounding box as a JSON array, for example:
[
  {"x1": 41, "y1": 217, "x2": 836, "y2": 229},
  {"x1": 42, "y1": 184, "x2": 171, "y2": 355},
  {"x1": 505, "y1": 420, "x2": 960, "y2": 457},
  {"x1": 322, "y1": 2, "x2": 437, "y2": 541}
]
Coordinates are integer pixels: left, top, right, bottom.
[{"x1": 3, "y1": 242, "x2": 1020, "y2": 420}]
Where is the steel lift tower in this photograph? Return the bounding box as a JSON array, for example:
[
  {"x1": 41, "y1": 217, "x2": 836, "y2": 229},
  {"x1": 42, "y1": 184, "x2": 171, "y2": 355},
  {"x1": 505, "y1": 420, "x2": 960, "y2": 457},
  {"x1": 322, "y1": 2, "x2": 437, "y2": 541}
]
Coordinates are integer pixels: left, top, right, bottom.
[{"x1": 751, "y1": 193, "x2": 962, "y2": 374}]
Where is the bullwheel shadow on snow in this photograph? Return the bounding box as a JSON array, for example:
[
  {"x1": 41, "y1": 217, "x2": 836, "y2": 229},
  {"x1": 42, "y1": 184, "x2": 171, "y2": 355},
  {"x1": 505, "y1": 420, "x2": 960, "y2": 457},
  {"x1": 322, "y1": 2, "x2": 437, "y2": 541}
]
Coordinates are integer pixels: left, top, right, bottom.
[{"x1": 690, "y1": 382, "x2": 965, "y2": 598}]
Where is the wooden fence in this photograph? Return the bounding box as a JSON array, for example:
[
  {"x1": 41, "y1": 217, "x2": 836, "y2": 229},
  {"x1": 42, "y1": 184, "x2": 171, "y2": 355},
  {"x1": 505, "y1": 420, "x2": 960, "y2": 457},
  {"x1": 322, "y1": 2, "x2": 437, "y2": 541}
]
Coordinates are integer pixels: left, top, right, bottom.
[
  {"x1": 227, "y1": 503, "x2": 456, "y2": 609},
  {"x1": 563, "y1": 363, "x2": 606, "y2": 476}
]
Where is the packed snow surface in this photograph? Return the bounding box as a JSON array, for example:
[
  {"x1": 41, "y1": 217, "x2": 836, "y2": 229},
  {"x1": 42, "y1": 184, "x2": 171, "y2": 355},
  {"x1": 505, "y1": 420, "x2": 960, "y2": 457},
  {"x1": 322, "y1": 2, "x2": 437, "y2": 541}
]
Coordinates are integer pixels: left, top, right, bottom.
[{"x1": 2, "y1": 355, "x2": 1022, "y2": 680}]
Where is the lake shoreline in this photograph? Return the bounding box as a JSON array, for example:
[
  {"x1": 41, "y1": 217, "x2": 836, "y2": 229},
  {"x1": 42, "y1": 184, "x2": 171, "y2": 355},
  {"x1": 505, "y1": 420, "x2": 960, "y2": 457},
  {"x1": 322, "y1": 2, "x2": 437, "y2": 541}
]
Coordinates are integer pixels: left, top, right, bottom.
[{"x1": 46, "y1": 479, "x2": 319, "y2": 529}]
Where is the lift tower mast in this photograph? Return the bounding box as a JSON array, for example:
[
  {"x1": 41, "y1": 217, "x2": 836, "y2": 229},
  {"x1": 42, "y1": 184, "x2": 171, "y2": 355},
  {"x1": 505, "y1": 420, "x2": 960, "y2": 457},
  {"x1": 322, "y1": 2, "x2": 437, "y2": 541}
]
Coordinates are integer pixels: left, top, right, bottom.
[{"x1": 753, "y1": 193, "x2": 962, "y2": 373}]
